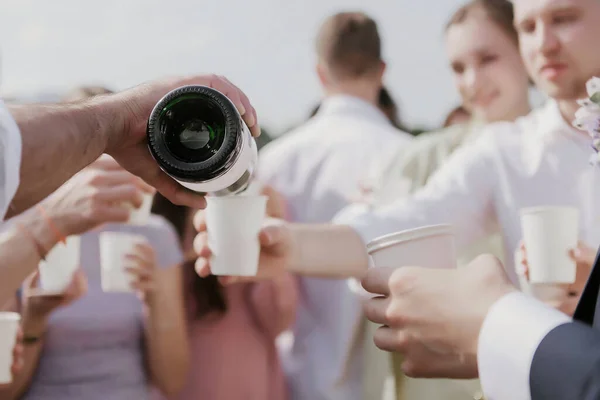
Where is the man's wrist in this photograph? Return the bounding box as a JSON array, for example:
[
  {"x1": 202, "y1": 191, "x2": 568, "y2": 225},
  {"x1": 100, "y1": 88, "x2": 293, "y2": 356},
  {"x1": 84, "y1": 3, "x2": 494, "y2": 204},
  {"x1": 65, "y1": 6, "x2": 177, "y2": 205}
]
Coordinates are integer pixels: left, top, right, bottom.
[
  {"x1": 17, "y1": 212, "x2": 60, "y2": 259},
  {"x1": 89, "y1": 94, "x2": 128, "y2": 155},
  {"x1": 21, "y1": 311, "x2": 48, "y2": 339}
]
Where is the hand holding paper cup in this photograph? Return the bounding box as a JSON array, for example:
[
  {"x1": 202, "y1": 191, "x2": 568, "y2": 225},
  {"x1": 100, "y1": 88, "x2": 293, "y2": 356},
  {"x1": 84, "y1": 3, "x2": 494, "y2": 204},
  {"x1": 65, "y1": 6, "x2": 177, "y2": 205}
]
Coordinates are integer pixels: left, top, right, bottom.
[
  {"x1": 38, "y1": 235, "x2": 81, "y2": 294},
  {"x1": 520, "y1": 206, "x2": 579, "y2": 284},
  {"x1": 99, "y1": 232, "x2": 148, "y2": 292},
  {"x1": 205, "y1": 195, "x2": 267, "y2": 276},
  {"x1": 366, "y1": 224, "x2": 457, "y2": 270},
  {"x1": 517, "y1": 237, "x2": 593, "y2": 316},
  {"x1": 0, "y1": 313, "x2": 21, "y2": 384},
  {"x1": 125, "y1": 192, "x2": 155, "y2": 226}
]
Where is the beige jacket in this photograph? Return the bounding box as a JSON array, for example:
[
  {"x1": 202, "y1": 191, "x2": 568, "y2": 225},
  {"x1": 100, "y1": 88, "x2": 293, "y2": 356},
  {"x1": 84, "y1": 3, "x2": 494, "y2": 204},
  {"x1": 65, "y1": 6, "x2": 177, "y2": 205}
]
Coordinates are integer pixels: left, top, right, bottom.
[{"x1": 363, "y1": 121, "x2": 502, "y2": 400}]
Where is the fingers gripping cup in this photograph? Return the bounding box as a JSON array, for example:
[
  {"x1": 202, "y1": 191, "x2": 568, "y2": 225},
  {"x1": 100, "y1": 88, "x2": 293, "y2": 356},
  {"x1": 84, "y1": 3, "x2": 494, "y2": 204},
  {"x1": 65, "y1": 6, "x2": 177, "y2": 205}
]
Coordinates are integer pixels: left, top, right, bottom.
[
  {"x1": 0, "y1": 312, "x2": 20, "y2": 384},
  {"x1": 367, "y1": 224, "x2": 457, "y2": 270},
  {"x1": 126, "y1": 193, "x2": 155, "y2": 226},
  {"x1": 39, "y1": 235, "x2": 81, "y2": 293},
  {"x1": 99, "y1": 232, "x2": 147, "y2": 292},
  {"x1": 205, "y1": 195, "x2": 267, "y2": 276},
  {"x1": 520, "y1": 206, "x2": 579, "y2": 284}
]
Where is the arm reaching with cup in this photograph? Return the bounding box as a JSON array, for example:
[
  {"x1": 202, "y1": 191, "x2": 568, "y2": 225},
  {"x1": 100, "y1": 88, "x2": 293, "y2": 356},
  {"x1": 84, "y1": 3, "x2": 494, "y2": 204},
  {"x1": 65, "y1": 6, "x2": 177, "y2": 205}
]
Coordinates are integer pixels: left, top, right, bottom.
[
  {"x1": 124, "y1": 242, "x2": 189, "y2": 396},
  {"x1": 517, "y1": 241, "x2": 594, "y2": 316},
  {"x1": 6, "y1": 75, "x2": 259, "y2": 218},
  {"x1": 194, "y1": 183, "x2": 368, "y2": 281},
  {"x1": 0, "y1": 158, "x2": 153, "y2": 305},
  {"x1": 0, "y1": 270, "x2": 87, "y2": 399},
  {"x1": 194, "y1": 214, "x2": 369, "y2": 282},
  {"x1": 195, "y1": 130, "x2": 498, "y2": 281}
]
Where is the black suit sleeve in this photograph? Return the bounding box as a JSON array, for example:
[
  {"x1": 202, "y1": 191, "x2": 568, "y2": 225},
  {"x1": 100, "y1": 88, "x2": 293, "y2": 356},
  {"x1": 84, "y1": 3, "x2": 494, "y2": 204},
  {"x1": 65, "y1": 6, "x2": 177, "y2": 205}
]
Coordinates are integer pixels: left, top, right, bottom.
[{"x1": 530, "y1": 322, "x2": 600, "y2": 400}]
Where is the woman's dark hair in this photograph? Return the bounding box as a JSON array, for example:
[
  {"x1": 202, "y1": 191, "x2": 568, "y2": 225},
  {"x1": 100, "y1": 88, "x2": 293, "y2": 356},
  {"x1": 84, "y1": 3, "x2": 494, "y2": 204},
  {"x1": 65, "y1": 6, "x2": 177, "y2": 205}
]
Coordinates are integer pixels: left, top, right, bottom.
[
  {"x1": 378, "y1": 86, "x2": 410, "y2": 132},
  {"x1": 150, "y1": 193, "x2": 226, "y2": 319},
  {"x1": 446, "y1": 0, "x2": 517, "y2": 45}
]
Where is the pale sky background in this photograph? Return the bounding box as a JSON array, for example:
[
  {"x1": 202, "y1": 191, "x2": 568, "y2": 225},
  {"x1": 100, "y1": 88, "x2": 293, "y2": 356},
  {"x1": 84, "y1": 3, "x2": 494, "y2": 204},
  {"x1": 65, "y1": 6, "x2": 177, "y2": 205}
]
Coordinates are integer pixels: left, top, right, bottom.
[{"x1": 0, "y1": 0, "x2": 538, "y2": 134}]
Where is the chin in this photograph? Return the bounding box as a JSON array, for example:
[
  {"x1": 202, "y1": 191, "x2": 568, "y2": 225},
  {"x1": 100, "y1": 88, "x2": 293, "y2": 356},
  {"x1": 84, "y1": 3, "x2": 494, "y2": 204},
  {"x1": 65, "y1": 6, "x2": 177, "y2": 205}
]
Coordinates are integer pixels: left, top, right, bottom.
[
  {"x1": 476, "y1": 104, "x2": 504, "y2": 123},
  {"x1": 536, "y1": 78, "x2": 584, "y2": 101}
]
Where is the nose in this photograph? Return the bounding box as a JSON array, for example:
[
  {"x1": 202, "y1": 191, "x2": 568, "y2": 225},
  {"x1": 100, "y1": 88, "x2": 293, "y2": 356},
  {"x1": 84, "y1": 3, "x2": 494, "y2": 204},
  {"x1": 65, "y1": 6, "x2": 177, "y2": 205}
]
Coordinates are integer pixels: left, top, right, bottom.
[
  {"x1": 463, "y1": 67, "x2": 483, "y2": 95},
  {"x1": 537, "y1": 23, "x2": 561, "y2": 56}
]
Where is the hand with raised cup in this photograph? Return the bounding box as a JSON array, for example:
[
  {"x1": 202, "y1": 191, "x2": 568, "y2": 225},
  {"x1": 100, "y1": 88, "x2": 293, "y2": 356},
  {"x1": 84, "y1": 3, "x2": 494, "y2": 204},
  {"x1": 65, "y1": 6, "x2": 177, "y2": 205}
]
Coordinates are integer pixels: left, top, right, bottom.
[
  {"x1": 193, "y1": 184, "x2": 293, "y2": 284},
  {"x1": 517, "y1": 240, "x2": 595, "y2": 316},
  {"x1": 123, "y1": 241, "x2": 159, "y2": 304},
  {"x1": 41, "y1": 156, "x2": 155, "y2": 238}
]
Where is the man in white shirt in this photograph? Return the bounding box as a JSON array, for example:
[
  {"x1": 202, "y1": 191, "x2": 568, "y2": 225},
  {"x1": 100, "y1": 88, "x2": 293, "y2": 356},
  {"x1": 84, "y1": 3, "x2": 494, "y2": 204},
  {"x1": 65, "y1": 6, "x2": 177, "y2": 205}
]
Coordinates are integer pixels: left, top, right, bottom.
[{"x1": 258, "y1": 12, "x2": 412, "y2": 400}]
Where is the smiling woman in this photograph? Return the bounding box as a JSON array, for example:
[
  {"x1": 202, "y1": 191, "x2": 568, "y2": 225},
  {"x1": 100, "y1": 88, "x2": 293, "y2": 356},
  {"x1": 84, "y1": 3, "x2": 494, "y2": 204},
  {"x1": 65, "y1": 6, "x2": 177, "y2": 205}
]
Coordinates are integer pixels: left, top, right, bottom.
[
  {"x1": 445, "y1": 0, "x2": 531, "y2": 123},
  {"x1": 365, "y1": 1, "x2": 533, "y2": 400}
]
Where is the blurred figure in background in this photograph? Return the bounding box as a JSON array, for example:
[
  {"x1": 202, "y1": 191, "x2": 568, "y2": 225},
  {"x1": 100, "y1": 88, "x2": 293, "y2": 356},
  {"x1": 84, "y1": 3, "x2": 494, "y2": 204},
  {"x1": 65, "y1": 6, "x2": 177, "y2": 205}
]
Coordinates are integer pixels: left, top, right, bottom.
[
  {"x1": 0, "y1": 156, "x2": 188, "y2": 400},
  {"x1": 0, "y1": 87, "x2": 189, "y2": 400},
  {"x1": 362, "y1": 1, "x2": 531, "y2": 399},
  {"x1": 258, "y1": 11, "x2": 412, "y2": 400},
  {"x1": 151, "y1": 190, "x2": 297, "y2": 400},
  {"x1": 442, "y1": 105, "x2": 471, "y2": 128}
]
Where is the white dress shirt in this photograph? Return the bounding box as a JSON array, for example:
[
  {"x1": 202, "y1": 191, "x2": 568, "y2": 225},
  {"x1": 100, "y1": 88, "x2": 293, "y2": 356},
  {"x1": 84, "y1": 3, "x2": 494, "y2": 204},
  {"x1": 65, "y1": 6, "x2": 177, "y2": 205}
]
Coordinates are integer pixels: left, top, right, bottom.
[
  {"x1": 0, "y1": 100, "x2": 22, "y2": 220},
  {"x1": 258, "y1": 95, "x2": 412, "y2": 400},
  {"x1": 477, "y1": 292, "x2": 570, "y2": 400},
  {"x1": 336, "y1": 100, "x2": 600, "y2": 285}
]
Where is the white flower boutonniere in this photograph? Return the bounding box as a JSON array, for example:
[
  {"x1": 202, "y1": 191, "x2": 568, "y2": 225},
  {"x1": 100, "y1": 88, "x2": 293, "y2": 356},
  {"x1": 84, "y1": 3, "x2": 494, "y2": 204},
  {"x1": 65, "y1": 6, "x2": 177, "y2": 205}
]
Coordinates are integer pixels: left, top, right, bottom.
[{"x1": 573, "y1": 77, "x2": 600, "y2": 165}]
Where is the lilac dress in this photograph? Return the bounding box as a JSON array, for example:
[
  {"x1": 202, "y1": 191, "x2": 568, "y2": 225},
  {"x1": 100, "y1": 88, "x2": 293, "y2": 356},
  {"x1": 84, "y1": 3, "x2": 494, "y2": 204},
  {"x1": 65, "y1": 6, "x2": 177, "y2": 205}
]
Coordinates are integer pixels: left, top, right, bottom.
[{"x1": 21, "y1": 215, "x2": 183, "y2": 400}]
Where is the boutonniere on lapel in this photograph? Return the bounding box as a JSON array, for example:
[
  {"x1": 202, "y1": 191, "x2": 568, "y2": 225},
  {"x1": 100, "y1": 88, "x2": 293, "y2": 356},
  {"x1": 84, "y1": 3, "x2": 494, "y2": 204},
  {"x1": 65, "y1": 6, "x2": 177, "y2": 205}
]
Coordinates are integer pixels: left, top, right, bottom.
[{"x1": 573, "y1": 76, "x2": 600, "y2": 165}]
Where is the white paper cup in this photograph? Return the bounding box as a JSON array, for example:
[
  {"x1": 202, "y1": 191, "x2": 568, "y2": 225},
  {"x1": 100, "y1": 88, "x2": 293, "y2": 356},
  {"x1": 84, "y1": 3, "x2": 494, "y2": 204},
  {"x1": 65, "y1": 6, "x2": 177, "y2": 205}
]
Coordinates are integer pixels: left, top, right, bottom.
[
  {"x1": 99, "y1": 232, "x2": 147, "y2": 292},
  {"x1": 367, "y1": 224, "x2": 456, "y2": 269},
  {"x1": 39, "y1": 235, "x2": 81, "y2": 293},
  {"x1": 0, "y1": 312, "x2": 21, "y2": 384},
  {"x1": 515, "y1": 246, "x2": 569, "y2": 303},
  {"x1": 127, "y1": 193, "x2": 154, "y2": 225},
  {"x1": 520, "y1": 206, "x2": 579, "y2": 284},
  {"x1": 206, "y1": 195, "x2": 267, "y2": 276}
]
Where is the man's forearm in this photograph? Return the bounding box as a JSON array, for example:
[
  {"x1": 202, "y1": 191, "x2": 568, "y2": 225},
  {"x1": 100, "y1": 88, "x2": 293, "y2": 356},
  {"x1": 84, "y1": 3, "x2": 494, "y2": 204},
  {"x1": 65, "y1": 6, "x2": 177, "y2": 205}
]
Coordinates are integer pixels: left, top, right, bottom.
[
  {"x1": 6, "y1": 97, "x2": 118, "y2": 217},
  {"x1": 288, "y1": 224, "x2": 369, "y2": 278}
]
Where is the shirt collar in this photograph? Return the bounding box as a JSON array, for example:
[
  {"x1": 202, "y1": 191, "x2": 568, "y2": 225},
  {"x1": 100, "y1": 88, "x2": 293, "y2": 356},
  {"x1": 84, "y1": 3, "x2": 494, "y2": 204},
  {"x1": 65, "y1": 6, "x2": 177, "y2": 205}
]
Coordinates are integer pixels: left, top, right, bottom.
[
  {"x1": 539, "y1": 99, "x2": 589, "y2": 144},
  {"x1": 316, "y1": 94, "x2": 391, "y2": 126}
]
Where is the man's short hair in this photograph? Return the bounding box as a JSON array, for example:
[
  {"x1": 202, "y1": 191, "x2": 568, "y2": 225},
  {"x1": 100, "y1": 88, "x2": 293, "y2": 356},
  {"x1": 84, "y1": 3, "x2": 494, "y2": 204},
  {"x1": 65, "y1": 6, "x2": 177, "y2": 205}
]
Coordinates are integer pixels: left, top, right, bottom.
[{"x1": 316, "y1": 12, "x2": 382, "y2": 79}]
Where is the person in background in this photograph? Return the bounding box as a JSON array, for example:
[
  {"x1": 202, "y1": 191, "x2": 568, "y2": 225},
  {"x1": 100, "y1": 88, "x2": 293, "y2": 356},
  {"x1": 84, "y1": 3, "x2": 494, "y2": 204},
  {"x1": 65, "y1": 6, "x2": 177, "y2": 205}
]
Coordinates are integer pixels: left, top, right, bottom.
[
  {"x1": 356, "y1": 1, "x2": 530, "y2": 398},
  {"x1": 150, "y1": 188, "x2": 296, "y2": 400},
  {"x1": 0, "y1": 155, "x2": 189, "y2": 400},
  {"x1": 442, "y1": 105, "x2": 471, "y2": 128},
  {"x1": 257, "y1": 11, "x2": 413, "y2": 400}
]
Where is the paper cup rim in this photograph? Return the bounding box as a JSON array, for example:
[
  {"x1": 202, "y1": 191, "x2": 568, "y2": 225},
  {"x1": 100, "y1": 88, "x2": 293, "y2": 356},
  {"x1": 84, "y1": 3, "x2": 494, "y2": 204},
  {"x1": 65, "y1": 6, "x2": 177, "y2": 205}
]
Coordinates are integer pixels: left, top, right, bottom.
[
  {"x1": 98, "y1": 231, "x2": 148, "y2": 241},
  {"x1": 366, "y1": 224, "x2": 453, "y2": 254},
  {"x1": 519, "y1": 206, "x2": 579, "y2": 216},
  {"x1": 0, "y1": 312, "x2": 21, "y2": 322},
  {"x1": 206, "y1": 195, "x2": 268, "y2": 202}
]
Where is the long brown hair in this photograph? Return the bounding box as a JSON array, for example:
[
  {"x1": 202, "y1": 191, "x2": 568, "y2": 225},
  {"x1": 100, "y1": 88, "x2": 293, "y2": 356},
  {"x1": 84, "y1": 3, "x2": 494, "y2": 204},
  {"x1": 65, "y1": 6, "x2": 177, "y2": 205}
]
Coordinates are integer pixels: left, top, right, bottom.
[{"x1": 151, "y1": 193, "x2": 226, "y2": 319}]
